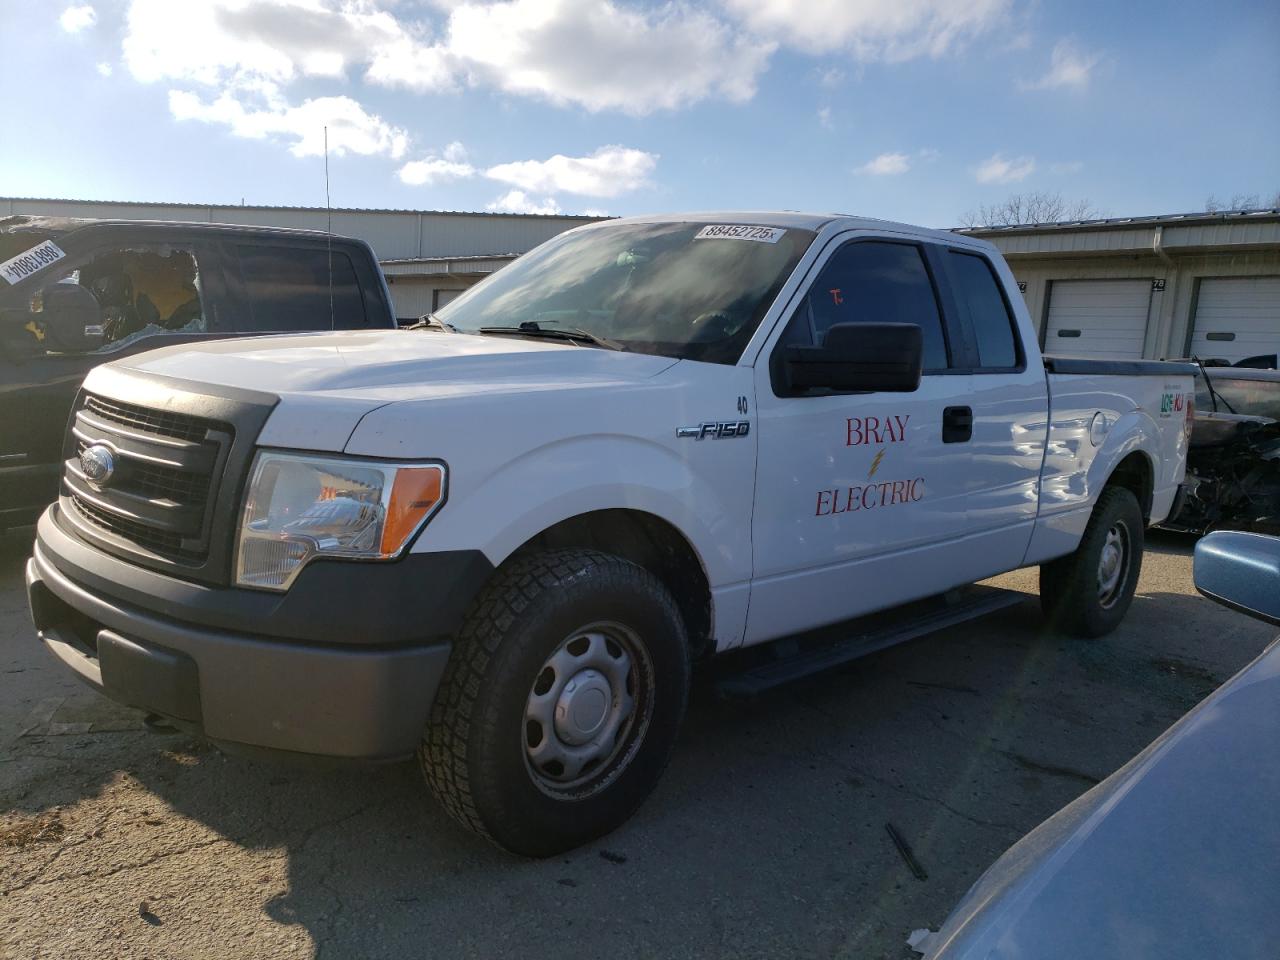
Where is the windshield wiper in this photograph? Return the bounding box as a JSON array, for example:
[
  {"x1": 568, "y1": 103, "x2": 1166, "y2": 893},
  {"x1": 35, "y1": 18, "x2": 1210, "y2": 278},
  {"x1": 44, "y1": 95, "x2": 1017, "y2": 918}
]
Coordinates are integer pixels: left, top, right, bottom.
[
  {"x1": 477, "y1": 321, "x2": 625, "y2": 351},
  {"x1": 407, "y1": 313, "x2": 456, "y2": 333},
  {"x1": 1195, "y1": 356, "x2": 1236, "y2": 414}
]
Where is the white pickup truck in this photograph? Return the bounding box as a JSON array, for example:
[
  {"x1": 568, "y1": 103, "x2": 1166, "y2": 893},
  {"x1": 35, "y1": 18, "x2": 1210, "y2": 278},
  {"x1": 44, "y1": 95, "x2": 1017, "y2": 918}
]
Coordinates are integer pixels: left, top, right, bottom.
[{"x1": 25, "y1": 212, "x2": 1195, "y2": 855}]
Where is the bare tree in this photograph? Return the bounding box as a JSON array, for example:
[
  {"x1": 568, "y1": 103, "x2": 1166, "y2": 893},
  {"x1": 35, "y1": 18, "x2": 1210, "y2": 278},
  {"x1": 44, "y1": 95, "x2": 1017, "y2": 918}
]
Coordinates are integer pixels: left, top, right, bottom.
[
  {"x1": 1205, "y1": 191, "x2": 1280, "y2": 212},
  {"x1": 960, "y1": 191, "x2": 1101, "y2": 228}
]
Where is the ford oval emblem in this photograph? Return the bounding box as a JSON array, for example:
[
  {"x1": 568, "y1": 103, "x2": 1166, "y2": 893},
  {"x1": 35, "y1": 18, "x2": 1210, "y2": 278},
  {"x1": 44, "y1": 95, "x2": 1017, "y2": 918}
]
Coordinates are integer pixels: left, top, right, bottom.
[{"x1": 80, "y1": 444, "x2": 116, "y2": 486}]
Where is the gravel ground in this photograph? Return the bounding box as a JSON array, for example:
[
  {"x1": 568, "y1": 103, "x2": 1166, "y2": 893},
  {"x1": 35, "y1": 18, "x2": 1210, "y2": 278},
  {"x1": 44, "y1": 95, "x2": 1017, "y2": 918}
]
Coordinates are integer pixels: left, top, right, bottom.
[{"x1": 1, "y1": 525, "x2": 1275, "y2": 959}]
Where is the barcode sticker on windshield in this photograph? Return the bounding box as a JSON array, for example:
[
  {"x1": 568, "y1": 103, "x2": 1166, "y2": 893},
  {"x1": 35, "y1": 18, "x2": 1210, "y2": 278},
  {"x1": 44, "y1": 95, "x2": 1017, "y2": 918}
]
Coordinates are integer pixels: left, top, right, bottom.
[
  {"x1": 694, "y1": 225, "x2": 786, "y2": 244},
  {"x1": 0, "y1": 240, "x2": 66, "y2": 285}
]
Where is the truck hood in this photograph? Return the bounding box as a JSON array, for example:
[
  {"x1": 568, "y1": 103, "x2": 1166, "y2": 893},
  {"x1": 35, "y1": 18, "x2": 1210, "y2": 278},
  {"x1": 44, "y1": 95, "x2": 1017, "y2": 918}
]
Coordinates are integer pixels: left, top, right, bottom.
[{"x1": 103, "y1": 329, "x2": 680, "y2": 452}]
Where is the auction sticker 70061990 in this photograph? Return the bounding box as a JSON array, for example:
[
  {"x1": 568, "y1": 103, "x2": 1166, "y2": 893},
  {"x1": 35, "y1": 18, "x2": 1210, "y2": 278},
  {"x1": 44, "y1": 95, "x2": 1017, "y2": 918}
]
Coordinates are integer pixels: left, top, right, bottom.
[{"x1": 0, "y1": 240, "x2": 67, "y2": 285}]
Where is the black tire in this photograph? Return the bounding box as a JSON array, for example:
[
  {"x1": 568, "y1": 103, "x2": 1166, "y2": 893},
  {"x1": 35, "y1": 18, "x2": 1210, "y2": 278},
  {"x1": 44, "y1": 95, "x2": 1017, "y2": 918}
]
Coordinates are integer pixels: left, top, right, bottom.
[
  {"x1": 420, "y1": 548, "x2": 690, "y2": 857},
  {"x1": 1040, "y1": 486, "x2": 1145, "y2": 638}
]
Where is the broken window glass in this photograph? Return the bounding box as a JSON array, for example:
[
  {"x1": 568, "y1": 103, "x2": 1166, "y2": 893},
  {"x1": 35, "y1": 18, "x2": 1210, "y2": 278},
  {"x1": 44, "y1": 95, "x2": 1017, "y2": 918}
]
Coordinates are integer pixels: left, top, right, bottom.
[{"x1": 18, "y1": 245, "x2": 207, "y2": 354}]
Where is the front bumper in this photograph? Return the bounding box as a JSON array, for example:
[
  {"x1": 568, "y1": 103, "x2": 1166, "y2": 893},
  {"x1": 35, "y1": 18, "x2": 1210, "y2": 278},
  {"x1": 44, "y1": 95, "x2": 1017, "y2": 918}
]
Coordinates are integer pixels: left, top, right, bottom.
[{"x1": 27, "y1": 505, "x2": 494, "y2": 760}]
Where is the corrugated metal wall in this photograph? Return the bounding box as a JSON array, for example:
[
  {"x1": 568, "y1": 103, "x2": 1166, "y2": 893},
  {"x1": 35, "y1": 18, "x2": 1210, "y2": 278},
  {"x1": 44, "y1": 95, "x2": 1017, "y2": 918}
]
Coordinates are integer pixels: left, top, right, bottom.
[{"x1": 1, "y1": 197, "x2": 600, "y2": 262}]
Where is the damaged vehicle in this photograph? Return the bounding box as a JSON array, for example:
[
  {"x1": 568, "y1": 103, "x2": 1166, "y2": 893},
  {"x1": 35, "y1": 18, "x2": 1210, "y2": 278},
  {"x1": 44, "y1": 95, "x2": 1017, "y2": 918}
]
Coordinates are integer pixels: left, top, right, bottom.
[
  {"x1": 0, "y1": 217, "x2": 395, "y2": 530},
  {"x1": 1162, "y1": 364, "x2": 1280, "y2": 534}
]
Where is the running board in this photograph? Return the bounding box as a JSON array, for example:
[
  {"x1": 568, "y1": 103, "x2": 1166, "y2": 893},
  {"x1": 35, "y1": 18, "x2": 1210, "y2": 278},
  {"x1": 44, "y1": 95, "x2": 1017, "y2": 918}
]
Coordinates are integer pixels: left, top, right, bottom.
[{"x1": 714, "y1": 586, "x2": 1027, "y2": 699}]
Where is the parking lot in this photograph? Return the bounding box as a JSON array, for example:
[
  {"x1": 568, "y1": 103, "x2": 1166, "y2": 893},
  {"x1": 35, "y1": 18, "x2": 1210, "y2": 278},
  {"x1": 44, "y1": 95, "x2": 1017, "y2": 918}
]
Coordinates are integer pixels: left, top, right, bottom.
[{"x1": 1, "y1": 526, "x2": 1274, "y2": 960}]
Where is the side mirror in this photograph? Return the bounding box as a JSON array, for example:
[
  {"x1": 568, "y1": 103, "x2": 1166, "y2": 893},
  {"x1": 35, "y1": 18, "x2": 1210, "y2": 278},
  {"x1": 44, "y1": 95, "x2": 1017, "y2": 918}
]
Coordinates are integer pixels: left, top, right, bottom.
[
  {"x1": 1194, "y1": 531, "x2": 1280, "y2": 626},
  {"x1": 34, "y1": 283, "x2": 105, "y2": 353},
  {"x1": 784, "y1": 321, "x2": 923, "y2": 393}
]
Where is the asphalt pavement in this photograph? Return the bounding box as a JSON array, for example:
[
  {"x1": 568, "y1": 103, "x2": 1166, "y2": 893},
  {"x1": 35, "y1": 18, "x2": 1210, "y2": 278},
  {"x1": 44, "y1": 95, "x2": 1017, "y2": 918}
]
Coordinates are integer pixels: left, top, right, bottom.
[{"x1": 1, "y1": 525, "x2": 1275, "y2": 959}]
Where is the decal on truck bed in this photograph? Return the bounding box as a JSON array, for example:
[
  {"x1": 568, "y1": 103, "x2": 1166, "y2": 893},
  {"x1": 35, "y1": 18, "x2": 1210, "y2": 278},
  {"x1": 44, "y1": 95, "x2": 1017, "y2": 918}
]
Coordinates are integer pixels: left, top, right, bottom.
[{"x1": 1159, "y1": 384, "x2": 1187, "y2": 418}]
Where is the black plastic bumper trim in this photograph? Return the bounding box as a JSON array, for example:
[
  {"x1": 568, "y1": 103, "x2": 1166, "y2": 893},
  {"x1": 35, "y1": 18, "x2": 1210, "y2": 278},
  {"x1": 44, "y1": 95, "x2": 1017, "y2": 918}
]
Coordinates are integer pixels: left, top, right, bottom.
[
  {"x1": 39, "y1": 504, "x2": 494, "y2": 647},
  {"x1": 27, "y1": 549, "x2": 456, "y2": 759}
]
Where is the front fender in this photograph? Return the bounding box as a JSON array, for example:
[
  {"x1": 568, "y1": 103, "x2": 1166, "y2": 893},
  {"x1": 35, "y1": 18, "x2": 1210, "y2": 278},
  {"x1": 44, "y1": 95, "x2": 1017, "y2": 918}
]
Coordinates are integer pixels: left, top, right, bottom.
[{"x1": 422, "y1": 433, "x2": 741, "y2": 585}]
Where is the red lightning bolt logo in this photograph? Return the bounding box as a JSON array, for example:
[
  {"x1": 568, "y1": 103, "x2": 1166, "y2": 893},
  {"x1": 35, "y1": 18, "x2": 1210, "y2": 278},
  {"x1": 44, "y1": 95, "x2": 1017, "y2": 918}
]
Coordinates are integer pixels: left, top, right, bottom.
[{"x1": 868, "y1": 447, "x2": 886, "y2": 479}]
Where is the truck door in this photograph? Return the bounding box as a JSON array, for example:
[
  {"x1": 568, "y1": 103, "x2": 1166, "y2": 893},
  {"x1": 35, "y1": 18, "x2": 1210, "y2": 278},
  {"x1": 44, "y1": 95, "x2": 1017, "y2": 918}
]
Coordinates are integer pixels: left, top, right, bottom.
[
  {"x1": 935, "y1": 246, "x2": 1047, "y2": 572},
  {"x1": 746, "y1": 236, "x2": 974, "y2": 646}
]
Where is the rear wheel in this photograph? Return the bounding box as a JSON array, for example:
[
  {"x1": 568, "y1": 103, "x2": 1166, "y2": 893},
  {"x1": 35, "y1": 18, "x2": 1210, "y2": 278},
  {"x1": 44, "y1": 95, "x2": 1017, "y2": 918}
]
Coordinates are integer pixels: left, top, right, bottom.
[
  {"x1": 1040, "y1": 486, "x2": 1144, "y2": 638},
  {"x1": 421, "y1": 549, "x2": 689, "y2": 857}
]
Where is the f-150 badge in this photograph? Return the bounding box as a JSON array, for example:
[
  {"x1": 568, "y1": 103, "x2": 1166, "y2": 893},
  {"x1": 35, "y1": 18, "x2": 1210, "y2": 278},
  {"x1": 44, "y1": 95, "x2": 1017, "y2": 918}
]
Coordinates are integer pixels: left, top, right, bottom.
[{"x1": 677, "y1": 421, "x2": 751, "y2": 440}]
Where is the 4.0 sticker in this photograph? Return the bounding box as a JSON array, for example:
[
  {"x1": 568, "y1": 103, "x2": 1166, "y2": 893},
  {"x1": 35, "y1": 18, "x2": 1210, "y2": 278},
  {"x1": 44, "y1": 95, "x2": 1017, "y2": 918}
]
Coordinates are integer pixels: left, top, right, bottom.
[{"x1": 0, "y1": 240, "x2": 67, "y2": 285}]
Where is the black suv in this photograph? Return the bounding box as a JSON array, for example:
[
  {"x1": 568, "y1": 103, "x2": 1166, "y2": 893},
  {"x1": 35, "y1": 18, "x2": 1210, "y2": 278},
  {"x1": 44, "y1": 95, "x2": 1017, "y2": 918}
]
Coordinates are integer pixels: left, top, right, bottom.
[{"x1": 0, "y1": 217, "x2": 396, "y2": 529}]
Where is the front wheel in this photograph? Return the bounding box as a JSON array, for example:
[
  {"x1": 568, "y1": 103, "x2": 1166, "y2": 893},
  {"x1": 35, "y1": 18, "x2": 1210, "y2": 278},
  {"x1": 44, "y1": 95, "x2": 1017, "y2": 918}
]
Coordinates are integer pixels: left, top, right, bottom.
[
  {"x1": 1040, "y1": 486, "x2": 1145, "y2": 638},
  {"x1": 421, "y1": 549, "x2": 690, "y2": 856}
]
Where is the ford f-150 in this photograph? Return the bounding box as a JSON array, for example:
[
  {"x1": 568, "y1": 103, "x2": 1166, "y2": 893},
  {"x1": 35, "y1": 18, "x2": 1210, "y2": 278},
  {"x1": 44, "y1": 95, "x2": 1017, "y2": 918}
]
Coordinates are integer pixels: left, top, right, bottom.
[{"x1": 24, "y1": 212, "x2": 1195, "y2": 855}]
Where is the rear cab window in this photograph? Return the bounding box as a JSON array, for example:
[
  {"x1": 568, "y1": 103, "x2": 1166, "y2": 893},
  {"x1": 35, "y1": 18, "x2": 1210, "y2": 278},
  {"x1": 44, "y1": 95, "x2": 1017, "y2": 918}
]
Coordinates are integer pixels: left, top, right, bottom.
[
  {"x1": 945, "y1": 250, "x2": 1021, "y2": 370},
  {"x1": 236, "y1": 245, "x2": 371, "y2": 332}
]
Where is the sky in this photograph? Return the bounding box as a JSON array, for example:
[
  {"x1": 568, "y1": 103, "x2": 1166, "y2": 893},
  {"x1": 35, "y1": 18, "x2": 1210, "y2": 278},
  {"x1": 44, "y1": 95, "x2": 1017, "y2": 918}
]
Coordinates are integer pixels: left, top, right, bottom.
[{"x1": 1, "y1": 0, "x2": 1277, "y2": 227}]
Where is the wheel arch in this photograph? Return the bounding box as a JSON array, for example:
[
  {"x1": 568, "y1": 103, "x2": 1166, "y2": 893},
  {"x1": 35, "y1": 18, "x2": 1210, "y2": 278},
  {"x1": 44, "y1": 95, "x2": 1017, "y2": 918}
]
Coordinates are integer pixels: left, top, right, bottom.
[
  {"x1": 504, "y1": 509, "x2": 715, "y2": 661},
  {"x1": 1104, "y1": 450, "x2": 1155, "y2": 522}
]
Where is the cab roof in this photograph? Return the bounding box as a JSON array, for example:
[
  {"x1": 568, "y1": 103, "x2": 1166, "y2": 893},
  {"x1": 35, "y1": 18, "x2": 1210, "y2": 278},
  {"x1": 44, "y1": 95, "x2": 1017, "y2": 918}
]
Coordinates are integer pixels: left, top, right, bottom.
[
  {"x1": 0, "y1": 215, "x2": 346, "y2": 241},
  {"x1": 595, "y1": 210, "x2": 980, "y2": 248}
]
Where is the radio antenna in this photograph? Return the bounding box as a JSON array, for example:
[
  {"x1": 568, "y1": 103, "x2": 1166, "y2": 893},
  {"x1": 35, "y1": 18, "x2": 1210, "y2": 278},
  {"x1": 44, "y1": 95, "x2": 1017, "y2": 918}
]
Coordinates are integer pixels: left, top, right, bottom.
[{"x1": 324, "y1": 125, "x2": 335, "y2": 331}]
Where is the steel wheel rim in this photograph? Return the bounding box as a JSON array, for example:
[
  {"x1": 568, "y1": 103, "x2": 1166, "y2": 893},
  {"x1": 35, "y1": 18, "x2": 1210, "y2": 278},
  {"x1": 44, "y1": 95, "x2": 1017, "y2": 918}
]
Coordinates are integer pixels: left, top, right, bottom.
[
  {"x1": 1097, "y1": 520, "x2": 1131, "y2": 609},
  {"x1": 523, "y1": 621, "x2": 654, "y2": 798}
]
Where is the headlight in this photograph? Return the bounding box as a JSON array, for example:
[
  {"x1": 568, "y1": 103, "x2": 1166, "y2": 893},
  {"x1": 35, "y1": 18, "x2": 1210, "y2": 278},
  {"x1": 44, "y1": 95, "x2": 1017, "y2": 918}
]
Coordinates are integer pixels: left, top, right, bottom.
[{"x1": 235, "y1": 451, "x2": 446, "y2": 591}]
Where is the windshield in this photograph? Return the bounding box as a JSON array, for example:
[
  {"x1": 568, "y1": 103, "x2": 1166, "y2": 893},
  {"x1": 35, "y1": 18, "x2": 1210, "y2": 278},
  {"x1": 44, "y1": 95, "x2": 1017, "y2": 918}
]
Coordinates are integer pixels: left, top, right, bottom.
[
  {"x1": 1196, "y1": 373, "x2": 1280, "y2": 420},
  {"x1": 435, "y1": 221, "x2": 816, "y2": 364}
]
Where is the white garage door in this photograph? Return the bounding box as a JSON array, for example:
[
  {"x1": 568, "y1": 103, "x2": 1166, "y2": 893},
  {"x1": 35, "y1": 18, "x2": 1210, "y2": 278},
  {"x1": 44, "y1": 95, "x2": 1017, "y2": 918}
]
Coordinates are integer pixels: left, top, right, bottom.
[
  {"x1": 1045, "y1": 279, "x2": 1151, "y2": 359},
  {"x1": 386, "y1": 278, "x2": 434, "y2": 323},
  {"x1": 1190, "y1": 277, "x2": 1280, "y2": 364}
]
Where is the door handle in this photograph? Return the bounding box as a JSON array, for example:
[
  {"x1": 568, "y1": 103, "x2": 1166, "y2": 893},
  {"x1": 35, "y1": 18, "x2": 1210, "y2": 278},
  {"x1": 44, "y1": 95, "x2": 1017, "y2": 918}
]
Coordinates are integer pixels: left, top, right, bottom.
[{"x1": 943, "y1": 406, "x2": 973, "y2": 444}]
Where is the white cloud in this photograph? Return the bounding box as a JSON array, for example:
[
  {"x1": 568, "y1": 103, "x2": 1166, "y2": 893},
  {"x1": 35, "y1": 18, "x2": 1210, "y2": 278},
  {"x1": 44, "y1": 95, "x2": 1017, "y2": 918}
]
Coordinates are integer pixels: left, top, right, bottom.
[
  {"x1": 168, "y1": 84, "x2": 409, "y2": 159},
  {"x1": 817, "y1": 66, "x2": 845, "y2": 88},
  {"x1": 817, "y1": 106, "x2": 833, "y2": 130},
  {"x1": 857, "y1": 151, "x2": 911, "y2": 176},
  {"x1": 974, "y1": 153, "x2": 1036, "y2": 184},
  {"x1": 485, "y1": 145, "x2": 657, "y2": 198},
  {"x1": 59, "y1": 4, "x2": 96, "y2": 33},
  {"x1": 96, "y1": 62, "x2": 113, "y2": 77},
  {"x1": 398, "y1": 142, "x2": 476, "y2": 185},
  {"x1": 724, "y1": 0, "x2": 1012, "y2": 61},
  {"x1": 121, "y1": 0, "x2": 771, "y2": 116},
  {"x1": 446, "y1": 0, "x2": 774, "y2": 113},
  {"x1": 486, "y1": 190, "x2": 562, "y2": 215},
  {"x1": 1025, "y1": 39, "x2": 1100, "y2": 90}
]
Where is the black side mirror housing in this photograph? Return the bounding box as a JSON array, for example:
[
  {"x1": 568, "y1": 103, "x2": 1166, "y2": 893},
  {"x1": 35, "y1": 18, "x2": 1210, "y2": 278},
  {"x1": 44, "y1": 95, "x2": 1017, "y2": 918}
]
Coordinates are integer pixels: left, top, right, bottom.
[
  {"x1": 35, "y1": 283, "x2": 104, "y2": 353},
  {"x1": 1194, "y1": 531, "x2": 1280, "y2": 626},
  {"x1": 784, "y1": 321, "x2": 923, "y2": 393}
]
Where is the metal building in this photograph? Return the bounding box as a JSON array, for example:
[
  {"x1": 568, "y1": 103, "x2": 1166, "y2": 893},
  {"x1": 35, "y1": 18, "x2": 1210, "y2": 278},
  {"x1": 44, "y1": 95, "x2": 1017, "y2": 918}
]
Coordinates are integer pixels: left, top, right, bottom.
[
  {"x1": 7, "y1": 197, "x2": 1276, "y2": 358},
  {"x1": 960, "y1": 210, "x2": 1280, "y2": 363},
  {"x1": 0, "y1": 197, "x2": 602, "y2": 323}
]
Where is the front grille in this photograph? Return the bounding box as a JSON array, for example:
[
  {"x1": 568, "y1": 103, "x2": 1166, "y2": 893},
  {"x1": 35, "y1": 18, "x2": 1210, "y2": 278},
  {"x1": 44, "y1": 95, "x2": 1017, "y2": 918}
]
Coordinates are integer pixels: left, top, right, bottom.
[
  {"x1": 129, "y1": 460, "x2": 213, "y2": 505},
  {"x1": 84, "y1": 394, "x2": 219, "y2": 444},
  {"x1": 63, "y1": 392, "x2": 233, "y2": 567},
  {"x1": 69, "y1": 496, "x2": 193, "y2": 559}
]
